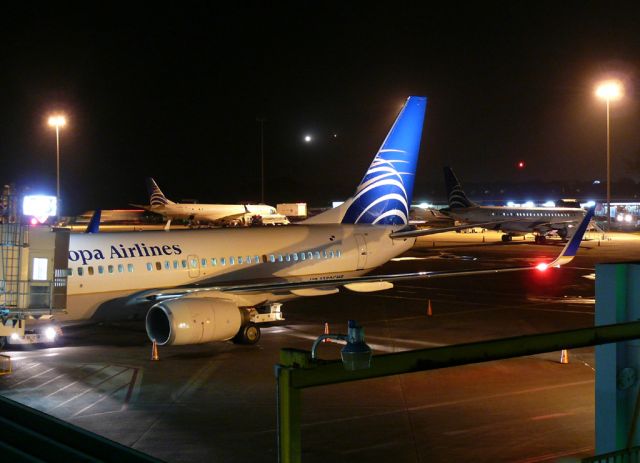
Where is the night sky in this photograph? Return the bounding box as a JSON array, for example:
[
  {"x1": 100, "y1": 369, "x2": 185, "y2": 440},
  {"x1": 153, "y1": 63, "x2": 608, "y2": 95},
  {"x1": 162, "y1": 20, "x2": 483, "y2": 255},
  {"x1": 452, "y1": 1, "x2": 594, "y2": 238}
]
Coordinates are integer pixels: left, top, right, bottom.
[{"x1": 2, "y1": 3, "x2": 640, "y2": 215}]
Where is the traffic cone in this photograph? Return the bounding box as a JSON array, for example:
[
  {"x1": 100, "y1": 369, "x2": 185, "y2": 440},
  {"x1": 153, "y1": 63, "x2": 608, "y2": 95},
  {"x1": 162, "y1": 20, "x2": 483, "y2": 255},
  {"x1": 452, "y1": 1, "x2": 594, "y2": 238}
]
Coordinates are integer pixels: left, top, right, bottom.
[
  {"x1": 427, "y1": 299, "x2": 433, "y2": 317},
  {"x1": 323, "y1": 322, "x2": 331, "y2": 343},
  {"x1": 560, "y1": 349, "x2": 569, "y2": 364},
  {"x1": 151, "y1": 340, "x2": 159, "y2": 361}
]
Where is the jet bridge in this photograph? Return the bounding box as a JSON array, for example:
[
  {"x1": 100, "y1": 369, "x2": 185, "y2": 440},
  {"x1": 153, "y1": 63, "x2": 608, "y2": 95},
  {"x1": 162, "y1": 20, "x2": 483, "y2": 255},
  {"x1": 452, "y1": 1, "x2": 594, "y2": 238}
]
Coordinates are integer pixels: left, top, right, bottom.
[{"x1": 0, "y1": 223, "x2": 69, "y2": 347}]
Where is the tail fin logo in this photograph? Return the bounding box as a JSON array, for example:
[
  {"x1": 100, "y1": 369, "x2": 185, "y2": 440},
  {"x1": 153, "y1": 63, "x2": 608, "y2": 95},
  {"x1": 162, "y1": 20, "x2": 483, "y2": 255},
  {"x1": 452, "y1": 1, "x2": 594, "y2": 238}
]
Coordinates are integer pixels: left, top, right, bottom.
[
  {"x1": 147, "y1": 178, "x2": 170, "y2": 206},
  {"x1": 444, "y1": 167, "x2": 474, "y2": 209},
  {"x1": 341, "y1": 97, "x2": 427, "y2": 225}
]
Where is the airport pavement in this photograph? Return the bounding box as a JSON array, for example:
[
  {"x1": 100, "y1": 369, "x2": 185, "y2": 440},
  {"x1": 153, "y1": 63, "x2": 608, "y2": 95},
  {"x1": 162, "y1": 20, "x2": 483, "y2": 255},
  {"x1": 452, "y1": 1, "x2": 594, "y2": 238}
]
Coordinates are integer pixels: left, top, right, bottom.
[{"x1": 2, "y1": 233, "x2": 639, "y2": 462}]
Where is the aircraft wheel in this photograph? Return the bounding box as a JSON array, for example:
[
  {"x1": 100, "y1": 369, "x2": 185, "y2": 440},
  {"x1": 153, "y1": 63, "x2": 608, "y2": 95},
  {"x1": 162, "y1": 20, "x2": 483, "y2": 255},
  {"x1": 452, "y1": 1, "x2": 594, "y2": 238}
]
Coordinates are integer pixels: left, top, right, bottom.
[
  {"x1": 557, "y1": 228, "x2": 568, "y2": 239},
  {"x1": 233, "y1": 323, "x2": 261, "y2": 345},
  {"x1": 501, "y1": 234, "x2": 511, "y2": 242}
]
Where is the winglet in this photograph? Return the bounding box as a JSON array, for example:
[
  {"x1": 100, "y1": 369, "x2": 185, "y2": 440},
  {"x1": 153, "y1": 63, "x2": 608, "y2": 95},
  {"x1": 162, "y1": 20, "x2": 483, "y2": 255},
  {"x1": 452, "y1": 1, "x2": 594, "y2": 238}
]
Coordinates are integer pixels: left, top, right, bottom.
[
  {"x1": 545, "y1": 206, "x2": 594, "y2": 268},
  {"x1": 85, "y1": 209, "x2": 101, "y2": 233}
]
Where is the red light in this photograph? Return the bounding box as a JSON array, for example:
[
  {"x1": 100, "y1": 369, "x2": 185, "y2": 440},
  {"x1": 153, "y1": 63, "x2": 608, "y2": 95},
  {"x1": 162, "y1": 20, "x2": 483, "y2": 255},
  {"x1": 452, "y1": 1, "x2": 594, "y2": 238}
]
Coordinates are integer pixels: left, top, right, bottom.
[
  {"x1": 536, "y1": 263, "x2": 549, "y2": 272},
  {"x1": 517, "y1": 161, "x2": 526, "y2": 169}
]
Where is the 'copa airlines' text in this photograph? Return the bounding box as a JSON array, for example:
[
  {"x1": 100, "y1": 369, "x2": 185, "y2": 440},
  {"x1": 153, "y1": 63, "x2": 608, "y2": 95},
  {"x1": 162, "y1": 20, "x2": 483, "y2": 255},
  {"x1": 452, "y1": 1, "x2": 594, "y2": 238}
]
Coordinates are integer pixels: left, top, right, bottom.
[{"x1": 69, "y1": 243, "x2": 183, "y2": 265}]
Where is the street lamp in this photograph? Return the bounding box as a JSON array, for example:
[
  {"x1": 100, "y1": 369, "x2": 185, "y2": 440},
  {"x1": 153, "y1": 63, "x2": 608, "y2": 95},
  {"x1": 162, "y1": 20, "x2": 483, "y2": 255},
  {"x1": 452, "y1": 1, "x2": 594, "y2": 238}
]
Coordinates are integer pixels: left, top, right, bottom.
[
  {"x1": 595, "y1": 80, "x2": 622, "y2": 232},
  {"x1": 48, "y1": 114, "x2": 66, "y2": 221}
]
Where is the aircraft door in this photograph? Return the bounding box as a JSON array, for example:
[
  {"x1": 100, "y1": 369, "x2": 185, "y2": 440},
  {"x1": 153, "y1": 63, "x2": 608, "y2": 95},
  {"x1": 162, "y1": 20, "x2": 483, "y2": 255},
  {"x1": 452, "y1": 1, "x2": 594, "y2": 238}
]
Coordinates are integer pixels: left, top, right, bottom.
[
  {"x1": 354, "y1": 234, "x2": 367, "y2": 270},
  {"x1": 187, "y1": 254, "x2": 200, "y2": 278}
]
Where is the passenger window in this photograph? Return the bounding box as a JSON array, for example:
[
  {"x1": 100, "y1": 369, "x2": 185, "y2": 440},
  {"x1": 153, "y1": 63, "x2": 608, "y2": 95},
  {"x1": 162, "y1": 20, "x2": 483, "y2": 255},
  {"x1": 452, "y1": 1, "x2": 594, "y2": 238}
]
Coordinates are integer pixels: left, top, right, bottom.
[
  {"x1": 293, "y1": 253, "x2": 298, "y2": 261},
  {"x1": 255, "y1": 255, "x2": 260, "y2": 263},
  {"x1": 323, "y1": 250, "x2": 328, "y2": 258},
  {"x1": 190, "y1": 258, "x2": 198, "y2": 268},
  {"x1": 229, "y1": 256, "x2": 235, "y2": 265},
  {"x1": 77, "y1": 267, "x2": 83, "y2": 276},
  {"x1": 278, "y1": 255, "x2": 283, "y2": 262},
  {"x1": 285, "y1": 254, "x2": 291, "y2": 262},
  {"x1": 300, "y1": 252, "x2": 305, "y2": 261},
  {"x1": 337, "y1": 249, "x2": 342, "y2": 257},
  {"x1": 128, "y1": 264, "x2": 134, "y2": 272},
  {"x1": 329, "y1": 250, "x2": 335, "y2": 258},
  {"x1": 269, "y1": 254, "x2": 275, "y2": 263},
  {"x1": 181, "y1": 260, "x2": 187, "y2": 268},
  {"x1": 173, "y1": 260, "x2": 179, "y2": 269},
  {"x1": 165, "y1": 261, "x2": 171, "y2": 270},
  {"x1": 118, "y1": 264, "x2": 124, "y2": 273},
  {"x1": 98, "y1": 266, "x2": 104, "y2": 274},
  {"x1": 156, "y1": 262, "x2": 162, "y2": 271},
  {"x1": 238, "y1": 256, "x2": 243, "y2": 264},
  {"x1": 315, "y1": 251, "x2": 321, "y2": 259},
  {"x1": 221, "y1": 257, "x2": 226, "y2": 266},
  {"x1": 147, "y1": 263, "x2": 153, "y2": 271},
  {"x1": 108, "y1": 265, "x2": 114, "y2": 274},
  {"x1": 88, "y1": 266, "x2": 94, "y2": 275},
  {"x1": 211, "y1": 258, "x2": 217, "y2": 266},
  {"x1": 201, "y1": 258, "x2": 207, "y2": 267}
]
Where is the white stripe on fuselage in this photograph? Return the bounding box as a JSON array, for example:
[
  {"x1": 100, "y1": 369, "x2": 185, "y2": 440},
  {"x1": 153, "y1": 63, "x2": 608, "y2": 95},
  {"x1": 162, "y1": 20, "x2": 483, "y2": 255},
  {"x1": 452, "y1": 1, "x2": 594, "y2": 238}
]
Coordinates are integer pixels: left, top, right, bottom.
[{"x1": 64, "y1": 224, "x2": 414, "y2": 321}]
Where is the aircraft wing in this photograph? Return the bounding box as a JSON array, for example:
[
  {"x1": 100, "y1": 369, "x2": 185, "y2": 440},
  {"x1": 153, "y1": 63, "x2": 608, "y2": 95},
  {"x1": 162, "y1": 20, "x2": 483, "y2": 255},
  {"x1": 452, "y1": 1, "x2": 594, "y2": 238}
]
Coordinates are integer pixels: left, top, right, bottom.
[
  {"x1": 389, "y1": 220, "x2": 509, "y2": 238},
  {"x1": 143, "y1": 207, "x2": 593, "y2": 302}
]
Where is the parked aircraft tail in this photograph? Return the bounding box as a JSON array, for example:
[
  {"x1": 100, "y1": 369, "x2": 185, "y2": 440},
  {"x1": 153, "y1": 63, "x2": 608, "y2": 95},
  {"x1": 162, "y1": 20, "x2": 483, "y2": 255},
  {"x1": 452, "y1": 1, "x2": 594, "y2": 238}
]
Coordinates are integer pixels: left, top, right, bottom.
[
  {"x1": 304, "y1": 96, "x2": 427, "y2": 225},
  {"x1": 444, "y1": 166, "x2": 476, "y2": 209},
  {"x1": 146, "y1": 178, "x2": 175, "y2": 206}
]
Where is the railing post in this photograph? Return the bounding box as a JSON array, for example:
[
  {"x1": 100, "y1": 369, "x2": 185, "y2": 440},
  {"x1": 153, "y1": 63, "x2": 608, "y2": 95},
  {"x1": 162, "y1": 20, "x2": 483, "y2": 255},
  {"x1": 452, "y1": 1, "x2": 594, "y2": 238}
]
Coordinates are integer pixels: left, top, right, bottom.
[{"x1": 276, "y1": 349, "x2": 309, "y2": 463}]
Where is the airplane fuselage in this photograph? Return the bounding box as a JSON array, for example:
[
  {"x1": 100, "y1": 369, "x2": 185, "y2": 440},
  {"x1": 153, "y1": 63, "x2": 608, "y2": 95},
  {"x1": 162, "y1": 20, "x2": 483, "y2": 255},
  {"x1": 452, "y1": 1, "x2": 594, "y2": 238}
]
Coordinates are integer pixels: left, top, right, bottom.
[
  {"x1": 447, "y1": 206, "x2": 585, "y2": 235},
  {"x1": 148, "y1": 203, "x2": 279, "y2": 222},
  {"x1": 64, "y1": 224, "x2": 414, "y2": 321}
]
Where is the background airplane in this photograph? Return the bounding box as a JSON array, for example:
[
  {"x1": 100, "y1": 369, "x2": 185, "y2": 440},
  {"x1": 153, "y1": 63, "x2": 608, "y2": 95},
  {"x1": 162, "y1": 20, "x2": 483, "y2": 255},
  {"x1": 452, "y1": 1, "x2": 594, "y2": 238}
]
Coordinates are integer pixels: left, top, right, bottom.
[
  {"x1": 59, "y1": 97, "x2": 590, "y2": 349},
  {"x1": 133, "y1": 178, "x2": 289, "y2": 228},
  {"x1": 443, "y1": 166, "x2": 587, "y2": 243}
]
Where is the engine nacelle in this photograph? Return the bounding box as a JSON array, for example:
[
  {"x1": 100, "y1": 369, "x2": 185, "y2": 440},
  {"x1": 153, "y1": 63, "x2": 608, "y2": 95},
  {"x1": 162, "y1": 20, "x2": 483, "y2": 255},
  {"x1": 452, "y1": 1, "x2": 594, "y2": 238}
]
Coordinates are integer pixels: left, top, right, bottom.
[{"x1": 146, "y1": 297, "x2": 242, "y2": 346}]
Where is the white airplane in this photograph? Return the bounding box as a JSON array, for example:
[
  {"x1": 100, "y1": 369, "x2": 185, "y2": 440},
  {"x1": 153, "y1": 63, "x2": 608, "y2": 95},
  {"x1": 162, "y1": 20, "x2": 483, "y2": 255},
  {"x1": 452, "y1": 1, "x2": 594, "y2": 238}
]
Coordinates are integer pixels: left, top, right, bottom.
[
  {"x1": 133, "y1": 178, "x2": 289, "y2": 228},
  {"x1": 61, "y1": 97, "x2": 592, "y2": 347},
  {"x1": 443, "y1": 166, "x2": 587, "y2": 243}
]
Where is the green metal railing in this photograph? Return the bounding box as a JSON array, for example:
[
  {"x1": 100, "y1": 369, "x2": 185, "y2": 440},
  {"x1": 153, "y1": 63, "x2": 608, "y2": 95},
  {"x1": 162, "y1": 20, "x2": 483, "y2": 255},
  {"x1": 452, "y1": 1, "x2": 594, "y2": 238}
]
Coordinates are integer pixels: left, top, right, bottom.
[
  {"x1": 583, "y1": 445, "x2": 640, "y2": 463},
  {"x1": 276, "y1": 320, "x2": 640, "y2": 463}
]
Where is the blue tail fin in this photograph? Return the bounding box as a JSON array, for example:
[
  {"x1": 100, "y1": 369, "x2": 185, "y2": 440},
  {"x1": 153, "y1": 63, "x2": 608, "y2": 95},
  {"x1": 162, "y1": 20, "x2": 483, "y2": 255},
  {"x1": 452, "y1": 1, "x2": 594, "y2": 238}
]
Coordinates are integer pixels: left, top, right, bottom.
[
  {"x1": 444, "y1": 166, "x2": 475, "y2": 209},
  {"x1": 340, "y1": 96, "x2": 427, "y2": 225},
  {"x1": 85, "y1": 209, "x2": 101, "y2": 233},
  {"x1": 146, "y1": 178, "x2": 174, "y2": 206}
]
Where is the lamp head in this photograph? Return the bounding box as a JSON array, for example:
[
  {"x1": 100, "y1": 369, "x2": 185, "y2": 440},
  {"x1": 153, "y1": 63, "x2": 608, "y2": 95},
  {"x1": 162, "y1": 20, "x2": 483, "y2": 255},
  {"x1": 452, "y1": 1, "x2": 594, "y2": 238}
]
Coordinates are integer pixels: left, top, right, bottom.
[{"x1": 595, "y1": 81, "x2": 623, "y2": 101}]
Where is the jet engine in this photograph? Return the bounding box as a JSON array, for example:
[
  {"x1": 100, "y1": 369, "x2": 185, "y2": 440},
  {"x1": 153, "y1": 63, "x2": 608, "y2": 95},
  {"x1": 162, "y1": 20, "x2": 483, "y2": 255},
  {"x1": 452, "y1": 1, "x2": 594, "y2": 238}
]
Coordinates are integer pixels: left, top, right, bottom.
[{"x1": 146, "y1": 297, "x2": 243, "y2": 346}]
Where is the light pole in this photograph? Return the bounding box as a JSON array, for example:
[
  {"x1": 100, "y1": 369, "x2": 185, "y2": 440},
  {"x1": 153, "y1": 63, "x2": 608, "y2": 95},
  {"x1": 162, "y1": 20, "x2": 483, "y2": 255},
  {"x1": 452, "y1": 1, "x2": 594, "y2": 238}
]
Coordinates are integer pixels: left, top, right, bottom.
[
  {"x1": 48, "y1": 115, "x2": 66, "y2": 221},
  {"x1": 595, "y1": 81, "x2": 622, "y2": 232},
  {"x1": 257, "y1": 117, "x2": 266, "y2": 203}
]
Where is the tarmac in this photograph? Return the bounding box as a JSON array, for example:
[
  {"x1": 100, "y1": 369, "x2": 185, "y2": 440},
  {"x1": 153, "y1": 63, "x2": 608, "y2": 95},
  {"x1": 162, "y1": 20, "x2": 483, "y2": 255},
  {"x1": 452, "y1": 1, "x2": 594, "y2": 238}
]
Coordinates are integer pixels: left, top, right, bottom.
[{"x1": 2, "y1": 230, "x2": 639, "y2": 462}]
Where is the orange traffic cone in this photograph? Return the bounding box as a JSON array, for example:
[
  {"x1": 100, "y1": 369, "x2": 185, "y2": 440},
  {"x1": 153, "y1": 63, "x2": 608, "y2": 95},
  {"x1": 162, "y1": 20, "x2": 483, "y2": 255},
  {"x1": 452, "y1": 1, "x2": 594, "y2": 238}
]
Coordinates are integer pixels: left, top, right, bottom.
[
  {"x1": 151, "y1": 340, "x2": 159, "y2": 361},
  {"x1": 560, "y1": 349, "x2": 569, "y2": 364},
  {"x1": 427, "y1": 299, "x2": 433, "y2": 317},
  {"x1": 323, "y1": 322, "x2": 331, "y2": 343}
]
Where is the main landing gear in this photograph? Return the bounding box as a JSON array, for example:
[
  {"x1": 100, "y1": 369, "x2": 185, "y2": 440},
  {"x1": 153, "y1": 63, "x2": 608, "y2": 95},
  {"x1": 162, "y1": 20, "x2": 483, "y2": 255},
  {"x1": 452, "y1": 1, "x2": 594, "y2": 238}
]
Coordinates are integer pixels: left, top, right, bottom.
[
  {"x1": 233, "y1": 323, "x2": 261, "y2": 345},
  {"x1": 534, "y1": 235, "x2": 547, "y2": 244},
  {"x1": 501, "y1": 234, "x2": 513, "y2": 242},
  {"x1": 232, "y1": 303, "x2": 284, "y2": 345}
]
